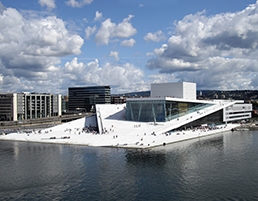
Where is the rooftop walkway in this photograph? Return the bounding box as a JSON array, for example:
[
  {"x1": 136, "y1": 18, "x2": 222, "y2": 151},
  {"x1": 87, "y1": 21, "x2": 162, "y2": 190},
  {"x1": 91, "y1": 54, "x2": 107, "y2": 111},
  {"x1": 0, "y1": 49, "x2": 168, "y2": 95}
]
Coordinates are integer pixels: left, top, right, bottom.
[{"x1": 0, "y1": 101, "x2": 239, "y2": 149}]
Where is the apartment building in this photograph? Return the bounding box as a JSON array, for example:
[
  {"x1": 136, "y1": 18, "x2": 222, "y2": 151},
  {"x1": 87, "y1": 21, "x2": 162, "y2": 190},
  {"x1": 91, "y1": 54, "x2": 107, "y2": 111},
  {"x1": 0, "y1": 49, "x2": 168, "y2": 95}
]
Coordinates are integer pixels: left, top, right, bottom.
[{"x1": 0, "y1": 92, "x2": 62, "y2": 121}]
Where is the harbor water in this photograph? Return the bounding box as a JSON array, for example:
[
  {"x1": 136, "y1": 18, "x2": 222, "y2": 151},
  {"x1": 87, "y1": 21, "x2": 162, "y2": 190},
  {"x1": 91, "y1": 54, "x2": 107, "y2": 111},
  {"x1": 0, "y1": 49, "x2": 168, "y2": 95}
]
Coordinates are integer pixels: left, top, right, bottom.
[{"x1": 0, "y1": 130, "x2": 258, "y2": 200}]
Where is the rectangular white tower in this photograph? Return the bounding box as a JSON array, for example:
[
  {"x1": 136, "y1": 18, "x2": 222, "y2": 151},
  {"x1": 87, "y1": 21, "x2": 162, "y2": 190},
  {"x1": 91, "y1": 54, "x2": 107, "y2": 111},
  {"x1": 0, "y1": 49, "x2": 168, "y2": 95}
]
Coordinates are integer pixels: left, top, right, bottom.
[{"x1": 151, "y1": 82, "x2": 196, "y2": 100}]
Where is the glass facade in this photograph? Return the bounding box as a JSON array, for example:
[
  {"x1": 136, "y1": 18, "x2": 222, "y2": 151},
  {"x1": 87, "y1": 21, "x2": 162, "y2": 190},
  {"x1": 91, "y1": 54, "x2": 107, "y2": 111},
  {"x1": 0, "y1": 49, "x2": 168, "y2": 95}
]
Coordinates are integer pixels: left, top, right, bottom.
[
  {"x1": 177, "y1": 110, "x2": 224, "y2": 130},
  {"x1": 68, "y1": 86, "x2": 111, "y2": 112},
  {"x1": 126, "y1": 99, "x2": 213, "y2": 122},
  {"x1": 0, "y1": 94, "x2": 14, "y2": 121},
  {"x1": 126, "y1": 100, "x2": 166, "y2": 122}
]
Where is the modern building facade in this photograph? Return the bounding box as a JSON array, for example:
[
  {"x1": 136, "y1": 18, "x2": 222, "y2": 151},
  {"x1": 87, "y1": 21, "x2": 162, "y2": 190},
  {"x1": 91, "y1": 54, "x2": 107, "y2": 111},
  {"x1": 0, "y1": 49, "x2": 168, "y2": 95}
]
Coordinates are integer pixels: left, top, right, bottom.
[
  {"x1": 0, "y1": 92, "x2": 62, "y2": 121},
  {"x1": 0, "y1": 93, "x2": 17, "y2": 121},
  {"x1": 151, "y1": 82, "x2": 196, "y2": 100},
  {"x1": 111, "y1": 95, "x2": 126, "y2": 104},
  {"x1": 125, "y1": 82, "x2": 252, "y2": 126},
  {"x1": 68, "y1": 86, "x2": 111, "y2": 112},
  {"x1": 126, "y1": 97, "x2": 212, "y2": 122}
]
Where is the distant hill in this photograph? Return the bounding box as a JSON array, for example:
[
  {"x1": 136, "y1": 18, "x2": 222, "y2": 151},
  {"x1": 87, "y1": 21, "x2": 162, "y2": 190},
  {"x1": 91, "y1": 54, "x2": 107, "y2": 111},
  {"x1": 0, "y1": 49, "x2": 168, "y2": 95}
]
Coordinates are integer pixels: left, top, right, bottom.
[
  {"x1": 197, "y1": 90, "x2": 258, "y2": 100},
  {"x1": 113, "y1": 89, "x2": 258, "y2": 101},
  {"x1": 112, "y1": 91, "x2": 150, "y2": 97}
]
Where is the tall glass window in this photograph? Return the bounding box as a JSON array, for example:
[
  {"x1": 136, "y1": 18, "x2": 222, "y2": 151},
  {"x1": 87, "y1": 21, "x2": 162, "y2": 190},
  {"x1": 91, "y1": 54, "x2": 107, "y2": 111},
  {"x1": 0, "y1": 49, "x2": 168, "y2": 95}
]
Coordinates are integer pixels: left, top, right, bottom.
[
  {"x1": 126, "y1": 100, "x2": 166, "y2": 122},
  {"x1": 126, "y1": 99, "x2": 213, "y2": 122},
  {"x1": 165, "y1": 101, "x2": 212, "y2": 121}
]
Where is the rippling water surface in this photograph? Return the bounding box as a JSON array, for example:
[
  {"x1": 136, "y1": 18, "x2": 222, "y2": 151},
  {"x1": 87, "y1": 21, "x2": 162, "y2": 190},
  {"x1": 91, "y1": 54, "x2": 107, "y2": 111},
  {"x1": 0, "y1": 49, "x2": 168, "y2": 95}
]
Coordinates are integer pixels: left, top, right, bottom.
[{"x1": 0, "y1": 130, "x2": 258, "y2": 200}]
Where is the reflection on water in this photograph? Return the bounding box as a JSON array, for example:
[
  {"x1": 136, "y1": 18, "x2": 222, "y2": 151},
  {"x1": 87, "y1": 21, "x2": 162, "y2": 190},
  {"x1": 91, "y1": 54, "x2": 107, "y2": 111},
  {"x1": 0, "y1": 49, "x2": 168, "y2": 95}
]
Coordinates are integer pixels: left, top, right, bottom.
[
  {"x1": 0, "y1": 131, "x2": 258, "y2": 200},
  {"x1": 125, "y1": 150, "x2": 166, "y2": 166}
]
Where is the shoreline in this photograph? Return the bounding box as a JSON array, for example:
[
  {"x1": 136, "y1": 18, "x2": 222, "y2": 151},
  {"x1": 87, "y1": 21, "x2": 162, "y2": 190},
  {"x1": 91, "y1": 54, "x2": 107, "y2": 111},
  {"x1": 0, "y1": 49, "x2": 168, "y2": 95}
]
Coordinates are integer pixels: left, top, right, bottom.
[{"x1": 0, "y1": 123, "x2": 239, "y2": 149}]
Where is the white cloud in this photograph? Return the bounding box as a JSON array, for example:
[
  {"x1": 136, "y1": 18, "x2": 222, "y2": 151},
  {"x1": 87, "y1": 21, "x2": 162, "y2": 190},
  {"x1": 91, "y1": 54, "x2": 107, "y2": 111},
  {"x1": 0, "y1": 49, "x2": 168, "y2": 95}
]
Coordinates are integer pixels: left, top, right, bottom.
[
  {"x1": 95, "y1": 15, "x2": 137, "y2": 45},
  {"x1": 94, "y1": 11, "x2": 102, "y2": 21},
  {"x1": 144, "y1": 30, "x2": 166, "y2": 42},
  {"x1": 63, "y1": 58, "x2": 145, "y2": 93},
  {"x1": 109, "y1": 51, "x2": 119, "y2": 61},
  {"x1": 0, "y1": 4, "x2": 145, "y2": 94},
  {"x1": 120, "y1": 38, "x2": 136, "y2": 47},
  {"x1": 147, "y1": 1, "x2": 258, "y2": 90},
  {"x1": 38, "y1": 0, "x2": 56, "y2": 10},
  {"x1": 0, "y1": 6, "x2": 84, "y2": 93},
  {"x1": 147, "y1": 58, "x2": 200, "y2": 72},
  {"x1": 3, "y1": 1, "x2": 258, "y2": 94},
  {"x1": 0, "y1": 8, "x2": 83, "y2": 56},
  {"x1": 178, "y1": 57, "x2": 257, "y2": 90},
  {"x1": 148, "y1": 74, "x2": 178, "y2": 84},
  {"x1": 66, "y1": 0, "x2": 93, "y2": 8},
  {"x1": 85, "y1": 26, "x2": 96, "y2": 39}
]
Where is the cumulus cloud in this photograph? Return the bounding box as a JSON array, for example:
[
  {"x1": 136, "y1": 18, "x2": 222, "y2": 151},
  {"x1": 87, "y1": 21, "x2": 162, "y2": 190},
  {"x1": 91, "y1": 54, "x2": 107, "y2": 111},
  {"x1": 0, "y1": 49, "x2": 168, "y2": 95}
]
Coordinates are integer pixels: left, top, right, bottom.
[
  {"x1": 0, "y1": 5, "x2": 84, "y2": 93},
  {"x1": 66, "y1": 0, "x2": 93, "y2": 8},
  {"x1": 95, "y1": 15, "x2": 137, "y2": 45},
  {"x1": 38, "y1": 0, "x2": 56, "y2": 10},
  {"x1": 0, "y1": 4, "x2": 145, "y2": 94},
  {"x1": 109, "y1": 51, "x2": 119, "y2": 61},
  {"x1": 147, "y1": 58, "x2": 200, "y2": 73},
  {"x1": 94, "y1": 11, "x2": 102, "y2": 21},
  {"x1": 63, "y1": 58, "x2": 145, "y2": 93},
  {"x1": 85, "y1": 26, "x2": 96, "y2": 39},
  {"x1": 120, "y1": 38, "x2": 136, "y2": 47},
  {"x1": 147, "y1": 1, "x2": 258, "y2": 90},
  {"x1": 148, "y1": 73, "x2": 178, "y2": 84},
  {"x1": 144, "y1": 30, "x2": 166, "y2": 42},
  {"x1": 179, "y1": 57, "x2": 256, "y2": 90}
]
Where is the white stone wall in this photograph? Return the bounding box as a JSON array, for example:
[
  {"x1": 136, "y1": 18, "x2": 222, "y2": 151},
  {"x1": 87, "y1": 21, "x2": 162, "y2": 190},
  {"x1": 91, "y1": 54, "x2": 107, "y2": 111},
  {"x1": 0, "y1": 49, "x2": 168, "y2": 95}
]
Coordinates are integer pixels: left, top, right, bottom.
[
  {"x1": 151, "y1": 82, "x2": 196, "y2": 100},
  {"x1": 13, "y1": 93, "x2": 18, "y2": 121},
  {"x1": 223, "y1": 103, "x2": 253, "y2": 122},
  {"x1": 182, "y1": 82, "x2": 196, "y2": 100}
]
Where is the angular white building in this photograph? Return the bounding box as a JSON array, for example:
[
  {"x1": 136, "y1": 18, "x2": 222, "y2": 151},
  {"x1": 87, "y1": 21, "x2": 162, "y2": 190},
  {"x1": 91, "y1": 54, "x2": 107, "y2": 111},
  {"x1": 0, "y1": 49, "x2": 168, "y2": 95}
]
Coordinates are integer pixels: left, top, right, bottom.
[
  {"x1": 151, "y1": 82, "x2": 196, "y2": 100},
  {"x1": 1, "y1": 82, "x2": 253, "y2": 149},
  {"x1": 96, "y1": 82, "x2": 252, "y2": 135}
]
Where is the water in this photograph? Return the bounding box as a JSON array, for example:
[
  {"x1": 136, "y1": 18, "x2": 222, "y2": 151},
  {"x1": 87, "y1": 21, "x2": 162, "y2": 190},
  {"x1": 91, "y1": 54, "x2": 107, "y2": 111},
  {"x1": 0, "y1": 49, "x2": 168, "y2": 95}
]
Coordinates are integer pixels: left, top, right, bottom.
[{"x1": 0, "y1": 131, "x2": 258, "y2": 201}]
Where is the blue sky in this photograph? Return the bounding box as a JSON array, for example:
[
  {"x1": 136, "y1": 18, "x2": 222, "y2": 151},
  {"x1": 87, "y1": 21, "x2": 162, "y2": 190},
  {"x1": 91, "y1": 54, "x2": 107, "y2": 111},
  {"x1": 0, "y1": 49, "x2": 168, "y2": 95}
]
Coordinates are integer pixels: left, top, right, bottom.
[{"x1": 0, "y1": 0, "x2": 257, "y2": 94}]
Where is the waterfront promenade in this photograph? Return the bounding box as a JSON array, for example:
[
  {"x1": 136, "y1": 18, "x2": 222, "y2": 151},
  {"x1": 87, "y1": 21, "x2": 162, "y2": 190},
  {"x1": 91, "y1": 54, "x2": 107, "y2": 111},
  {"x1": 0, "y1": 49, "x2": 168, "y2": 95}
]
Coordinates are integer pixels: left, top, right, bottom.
[
  {"x1": 0, "y1": 116, "x2": 239, "y2": 149},
  {"x1": 0, "y1": 103, "x2": 255, "y2": 148}
]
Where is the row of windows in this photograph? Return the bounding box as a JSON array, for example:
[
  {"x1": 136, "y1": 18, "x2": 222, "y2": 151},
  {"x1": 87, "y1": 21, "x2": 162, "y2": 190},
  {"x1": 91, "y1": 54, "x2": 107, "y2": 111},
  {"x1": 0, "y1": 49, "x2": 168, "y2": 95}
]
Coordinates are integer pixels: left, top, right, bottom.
[
  {"x1": 0, "y1": 93, "x2": 59, "y2": 121},
  {"x1": 68, "y1": 87, "x2": 111, "y2": 112}
]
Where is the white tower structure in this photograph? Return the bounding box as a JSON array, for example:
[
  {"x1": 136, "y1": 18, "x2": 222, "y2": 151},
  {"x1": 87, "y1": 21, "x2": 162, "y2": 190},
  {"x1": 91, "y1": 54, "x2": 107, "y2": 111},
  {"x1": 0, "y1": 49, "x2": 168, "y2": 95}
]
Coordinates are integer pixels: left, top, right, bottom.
[{"x1": 151, "y1": 82, "x2": 196, "y2": 100}]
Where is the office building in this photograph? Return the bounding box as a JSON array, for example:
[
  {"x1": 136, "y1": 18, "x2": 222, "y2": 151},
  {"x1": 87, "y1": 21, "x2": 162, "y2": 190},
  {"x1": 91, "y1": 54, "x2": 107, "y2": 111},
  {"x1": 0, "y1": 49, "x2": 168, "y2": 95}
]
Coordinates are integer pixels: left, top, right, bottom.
[
  {"x1": 68, "y1": 86, "x2": 111, "y2": 112},
  {"x1": 0, "y1": 92, "x2": 62, "y2": 121}
]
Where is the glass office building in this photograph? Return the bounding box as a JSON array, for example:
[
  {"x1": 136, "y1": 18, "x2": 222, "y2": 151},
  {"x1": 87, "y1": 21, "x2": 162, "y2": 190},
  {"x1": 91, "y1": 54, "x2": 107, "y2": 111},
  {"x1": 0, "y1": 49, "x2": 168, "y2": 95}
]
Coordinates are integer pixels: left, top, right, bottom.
[
  {"x1": 126, "y1": 98, "x2": 213, "y2": 122},
  {"x1": 68, "y1": 86, "x2": 111, "y2": 112},
  {"x1": 0, "y1": 93, "x2": 15, "y2": 121}
]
